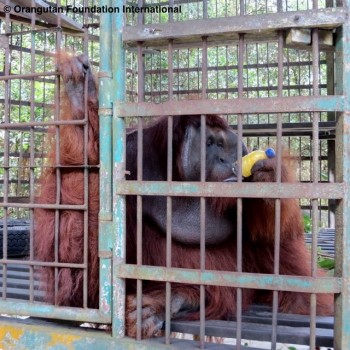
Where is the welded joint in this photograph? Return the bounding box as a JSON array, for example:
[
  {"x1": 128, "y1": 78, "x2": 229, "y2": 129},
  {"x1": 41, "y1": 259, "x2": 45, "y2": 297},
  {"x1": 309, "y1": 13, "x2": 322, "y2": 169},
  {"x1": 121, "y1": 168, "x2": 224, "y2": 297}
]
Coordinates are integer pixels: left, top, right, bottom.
[
  {"x1": 98, "y1": 107, "x2": 113, "y2": 116},
  {"x1": 98, "y1": 71, "x2": 113, "y2": 79},
  {"x1": 99, "y1": 250, "x2": 113, "y2": 259}
]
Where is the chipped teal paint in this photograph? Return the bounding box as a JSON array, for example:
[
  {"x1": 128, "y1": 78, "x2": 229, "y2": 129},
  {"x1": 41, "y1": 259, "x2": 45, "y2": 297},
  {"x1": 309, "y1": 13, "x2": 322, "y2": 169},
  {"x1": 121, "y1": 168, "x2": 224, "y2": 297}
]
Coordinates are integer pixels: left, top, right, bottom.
[
  {"x1": 98, "y1": 0, "x2": 113, "y2": 322},
  {"x1": 0, "y1": 300, "x2": 109, "y2": 323},
  {"x1": 111, "y1": 0, "x2": 126, "y2": 338},
  {"x1": 99, "y1": 118, "x2": 113, "y2": 221},
  {"x1": 334, "y1": 3, "x2": 350, "y2": 348},
  {"x1": 99, "y1": 0, "x2": 113, "y2": 221},
  {"x1": 0, "y1": 317, "x2": 202, "y2": 350},
  {"x1": 114, "y1": 265, "x2": 342, "y2": 294},
  {"x1": 114, "y1": 180, "x2": 344, "y2": 199}
]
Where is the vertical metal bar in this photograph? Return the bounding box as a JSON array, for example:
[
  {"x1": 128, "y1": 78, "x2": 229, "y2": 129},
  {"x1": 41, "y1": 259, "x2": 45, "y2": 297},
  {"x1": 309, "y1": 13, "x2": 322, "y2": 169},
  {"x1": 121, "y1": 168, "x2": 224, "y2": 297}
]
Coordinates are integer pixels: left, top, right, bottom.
[
  {"x1": 98, "y1": 0, "x2": 113, "y2": 321},
  {"x1": 54, "y1": 0, "x2": 62, "y2": 306},
  {"x1": 199, "y1": 36, "x2": 208, "y2": 349},
  {"x1": 271, "y1": 30, "x2": 284, "y2": 350},
  {"x1": 203, "y1": 0, "x2": 208, "y2": 20},
  {"x1": 169, "y1": 0, "x2": 174, "y2": 22},
  {"x1": 325, "y1": 1, "x2": 336, "y2": 227},
  {"x1": 111, "y1": 0, "x2": 126, "y2": 337},
  {"x1": 256, "y1": 43, "x2": 260, "y2": 98},
  {"x1": 236, "y1": 32, "x2": 245, "y2": 350},
  {"x1": 28, "y1": 0, "x2": 37, "y2": 304},
  {"x1": 136, "y1": 41, "x2": 144, "y2": 341},
  {"x1": 199, "y1": 120, "x2": 206, "y2": 350},
  {"x1": 165, "y1": 39, "x2": 174, "y2": 345},
  {"x1": 216, "y1": 47, "x2": 219, "y2": 99},
  {"x1": 138, "y1": 0, "x2": 144, "y2": 25},
  {"x1": 2, "y1": 0, "x2": 11, "y2": 300},
  {"x1": 239, "y1": 0, "x2": 244, "y2": 15},
  {"x1": 16, "y1": 30, "x2": 23, "y2": 221},
  {"x1": 334, "y1": 7, "x2": 350, "y2": 348},
  {"x1": 225, "y1": 46, "x2": 229, "y2": 99},
  {"x1": 310, "y1": 27, "x2": 320, "y2": 350},
  {"x1": 266, "y1": 43, "x2": 271, "y2": 97},
  {"x1": 277, "y1": 0, "x2": 283, "y2": 12},
  {"x1": 82, "y1": 11, "x2": 90, "y2": 308}
]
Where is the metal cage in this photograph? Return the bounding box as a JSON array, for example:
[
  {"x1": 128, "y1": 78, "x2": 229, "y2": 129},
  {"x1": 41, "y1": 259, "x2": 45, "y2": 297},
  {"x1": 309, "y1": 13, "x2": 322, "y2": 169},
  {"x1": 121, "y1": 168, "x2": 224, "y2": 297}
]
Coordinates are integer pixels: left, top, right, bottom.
[{"x1": 0, "y1": 0, "x2": 349, "y2": 349}]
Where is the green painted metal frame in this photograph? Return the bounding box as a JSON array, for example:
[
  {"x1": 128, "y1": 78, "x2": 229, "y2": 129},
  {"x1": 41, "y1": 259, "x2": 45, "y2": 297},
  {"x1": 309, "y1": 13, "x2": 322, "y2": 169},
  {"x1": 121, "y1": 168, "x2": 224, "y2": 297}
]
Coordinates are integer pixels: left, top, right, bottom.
[
  {"x1": 334, "y1": 3, "x2": 350, "y2": 348},
  {"x1": 115, "y1": 96, "x2": 345, "y2": 116},
  {"x1": 110, "y1": 0, "x2": 127, "y2": 338},
  {"x1": 98, "y1": 0, "x2": 114, "y2": 323},
  {"x1": 1, "y1": 1, "x2": 350, "y2": 349},
  {"x1": 109, "y1": 4, "x2": 350, "y2": 350}
]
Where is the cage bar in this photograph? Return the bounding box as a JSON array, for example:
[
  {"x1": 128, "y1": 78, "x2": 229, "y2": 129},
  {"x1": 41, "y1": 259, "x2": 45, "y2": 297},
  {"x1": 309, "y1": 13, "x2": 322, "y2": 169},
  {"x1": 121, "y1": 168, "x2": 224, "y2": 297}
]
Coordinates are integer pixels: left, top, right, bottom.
[
  {"x1": 0, "y1": 0, "x2": 349, "y2": 348},
  {"x1": 111, "y1": 0, "x2": 127, "y2": 337},
  {"x1": 136, "y1": 40, "x2": 145, "y2": 341},
  {"x1": 165, "y1": 38, "x2": 174, "y2": 345},
  {"x1": 235, "y1": 32, "x2": 245, "y2": 350},
  {"x1": 334, "y1": 4, "x2": 350, "y2": 348},
  {"x1": 199, "y1": 35, "x2": 208, "y2": 349}
]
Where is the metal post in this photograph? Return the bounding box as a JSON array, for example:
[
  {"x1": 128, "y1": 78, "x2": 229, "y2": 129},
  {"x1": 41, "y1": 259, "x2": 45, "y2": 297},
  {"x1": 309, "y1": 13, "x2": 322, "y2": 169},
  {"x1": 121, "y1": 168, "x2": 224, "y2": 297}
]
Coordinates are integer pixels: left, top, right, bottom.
[
  {"x1": 111, "y1": 0, "x2": 126, "y2": 338},
  {"x1": 334, "y1": 1, "x2": 350, "y2": 348},
  {"x1": 99, "y1": 0, "x2": 114, "y2": 322}
]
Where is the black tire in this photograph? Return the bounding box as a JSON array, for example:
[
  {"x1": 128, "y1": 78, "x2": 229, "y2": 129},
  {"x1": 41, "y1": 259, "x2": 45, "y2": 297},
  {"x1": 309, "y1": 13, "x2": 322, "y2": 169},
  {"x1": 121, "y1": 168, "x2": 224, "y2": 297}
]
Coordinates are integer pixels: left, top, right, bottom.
[{"x1": 0, "y1": 220, "x2": 30, "y2": 258}]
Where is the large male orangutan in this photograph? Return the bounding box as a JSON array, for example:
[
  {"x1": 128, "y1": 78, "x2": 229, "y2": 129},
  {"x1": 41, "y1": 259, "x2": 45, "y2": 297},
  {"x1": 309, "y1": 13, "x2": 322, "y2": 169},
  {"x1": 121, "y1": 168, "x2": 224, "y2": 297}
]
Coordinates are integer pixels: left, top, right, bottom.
[{"x1": 34, "y1": 54, "x2": 333, "y2": 338}]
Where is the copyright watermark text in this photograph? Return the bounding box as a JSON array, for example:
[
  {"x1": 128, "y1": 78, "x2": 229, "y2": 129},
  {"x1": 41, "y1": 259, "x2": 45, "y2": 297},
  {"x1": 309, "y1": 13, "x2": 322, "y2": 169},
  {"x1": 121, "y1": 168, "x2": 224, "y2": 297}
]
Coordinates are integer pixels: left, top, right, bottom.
[{"x1": 3, "y1": 5, "x2": 182, "y2": 15}]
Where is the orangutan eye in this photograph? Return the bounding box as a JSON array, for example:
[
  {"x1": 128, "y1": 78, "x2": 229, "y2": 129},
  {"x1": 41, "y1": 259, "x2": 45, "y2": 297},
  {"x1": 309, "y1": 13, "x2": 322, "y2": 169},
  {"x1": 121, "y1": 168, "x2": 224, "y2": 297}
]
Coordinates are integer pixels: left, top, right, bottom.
[
  {"x1": 217, "y1": 141, "x2": 223, "y2": 148},
  {"x1": 207, "y1": 137, "x2": 213, "y2": 146}
]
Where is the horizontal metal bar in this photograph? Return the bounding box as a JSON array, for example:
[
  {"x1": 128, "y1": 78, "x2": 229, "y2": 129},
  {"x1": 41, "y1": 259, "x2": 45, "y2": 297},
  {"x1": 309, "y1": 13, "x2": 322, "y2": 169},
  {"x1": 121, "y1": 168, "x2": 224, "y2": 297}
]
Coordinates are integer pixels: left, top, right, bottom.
[
  {"x1": 123, "y1": 8, "x2": 347, "y2": 44},
  {"x1": 0, "y1": 300, "x2": 110, "y2": 324},
  {"x1": 231, "y1": 121, "x2": 335, "y2": 138},
  {"x1": 0, "y1": 203, "x2": 87, "y2": 210},
  {"x1": 115, "y1": 96, "x2": 345, "y2": 117},
  {"x1": 0, "y1": 120, "x2": 86, "y2": 129},
  {"x1": 231, "y1": 121, "x2": 335, "y2": 132},
  {"x1": 116, "y1": 265, "x2": 342, "y2": 294},
  {"x1": 2, "y1": 26, "x2": 62, "y2": 36},
  {"x1": 0, "y1": 71, "x2": 57, "y2": 81},
  {"x1": 0, "y1": 317, "x2": 210, "y2": 350},
  {"x1": 115, "y1": 181, "x2": 344, "y2": 199},
  {"x1": 141, "y1": 84, "x2": 328, "y2": 98},
  {"x1": 0, "y1": 259, "x2": 86, "y2": 269},
  {"x1": 138, "y1": 59, "x2": 327, "y2": 75},
  {"x1": 171, "y1": 319, "x2": 334, "y2": 347}
]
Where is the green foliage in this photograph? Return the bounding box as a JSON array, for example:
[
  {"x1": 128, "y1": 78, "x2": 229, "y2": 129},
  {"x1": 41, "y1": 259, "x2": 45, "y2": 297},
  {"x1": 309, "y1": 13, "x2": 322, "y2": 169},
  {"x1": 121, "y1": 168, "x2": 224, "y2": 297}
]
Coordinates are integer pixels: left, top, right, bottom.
[
  {"x1": 303, "y1": 214, "x2": 312, "y2": 233},
  {"x1": 318, "y1": 256, "x2": 335, "y2": 270}
]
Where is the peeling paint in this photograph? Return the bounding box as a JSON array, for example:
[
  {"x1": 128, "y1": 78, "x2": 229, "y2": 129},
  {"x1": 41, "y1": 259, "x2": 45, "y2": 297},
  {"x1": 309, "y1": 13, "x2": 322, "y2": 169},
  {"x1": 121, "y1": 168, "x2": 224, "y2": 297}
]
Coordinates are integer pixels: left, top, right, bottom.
[
  {"x1": 46, "y1": 333, "x2": 81, "y2": 349},
  {"x1": 0, "y1": 327, "x2": 24, "y2": 350}
]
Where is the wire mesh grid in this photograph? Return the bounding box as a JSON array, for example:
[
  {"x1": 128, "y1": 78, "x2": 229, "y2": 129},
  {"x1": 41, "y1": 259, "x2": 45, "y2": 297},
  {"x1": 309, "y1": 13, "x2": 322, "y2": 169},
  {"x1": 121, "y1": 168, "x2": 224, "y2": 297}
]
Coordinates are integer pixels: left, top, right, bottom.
[
  {"x1": 0, "y1": 0, "x2": 101, "y2": 319},
  {"x1": 125, "y1": 0, "x2": 333, "y2": 25},
  {"x1": 117, "y1": 0, "x2": 342, "y2": 348},
  {"x1": 125, "y1": 36, "x2": 336, "y2": 227}
]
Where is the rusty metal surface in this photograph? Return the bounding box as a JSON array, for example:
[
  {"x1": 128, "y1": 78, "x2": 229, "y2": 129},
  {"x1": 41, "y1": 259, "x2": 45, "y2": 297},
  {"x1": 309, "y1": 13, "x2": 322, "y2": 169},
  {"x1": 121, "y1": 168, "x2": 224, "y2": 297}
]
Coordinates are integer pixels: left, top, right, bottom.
[
  {"x1": 115, "y1": 264, "x2": 342, "y2": 294},
  {"x1": 123, "y1": 8, "x2": 347, "y2": 46},
  {"x1": 0, "y1": 316, "x2": 246, "y2": 349},
  {"x1": 115, "y1": 181, "x2": 344, "y2": 199},
  {"x1": 115, "y1": 96, "x2": 345, "y2": 117}
]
